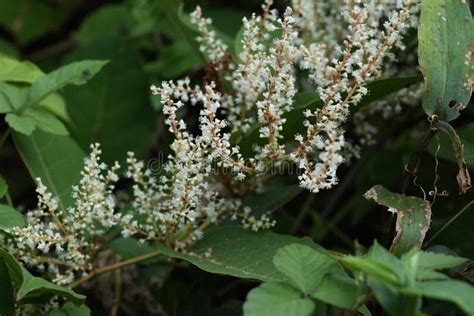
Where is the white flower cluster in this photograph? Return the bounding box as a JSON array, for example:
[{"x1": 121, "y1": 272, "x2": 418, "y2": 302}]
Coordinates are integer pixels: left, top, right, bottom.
[
  {"x1": 164, "y1": 0, "x2": 419, "y2": 193},
  {"x1": 5, "y1": 144, "x2": 120, "y2": 285},
  {"x1": 3, "y1": 136, "x2": 275, "y2": 284},
  {"x1": 190, "y1": 6, "x2": 228, "y2": 62}
]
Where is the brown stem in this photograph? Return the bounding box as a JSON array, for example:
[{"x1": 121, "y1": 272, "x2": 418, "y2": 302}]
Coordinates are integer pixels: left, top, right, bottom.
[
  {"x1": 68, "y1": 251, "x2": 161, "y2": 289},
  {"x1": 110, "y1": 259, "x2": 122, "y2": 316}
]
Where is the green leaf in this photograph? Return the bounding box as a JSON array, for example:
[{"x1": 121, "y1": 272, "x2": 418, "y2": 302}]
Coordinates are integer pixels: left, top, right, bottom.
[
  {"x1": 273, "y1": 244, "x2": 336, "y2": 294},
  {"x1": 13, "y1": 130, "x2": 85, "y2": 210},
  {"x1": 206, "y1": 9, "x2": 249, "y2": 38},
  {"x1": 0, "y1": 249, "x2": 23, "y2": 285},
  {"x1": 5, "y1": 113, "x2": 36, "y2": 135},
  {"x1": 17, "y1": 268, "x2": 85, "y2": 305},
  {"x1": 0, "y1": 176, "x2": 7, "y2": 198},
  {"x1": 62, "y1": 37, "x2": 154, "y2": 164},
  {"x1": 415, "y1": 251, "x2": 468, "y2": 270},
  {"x1": 40, "y1": 93, "x2": 70, "y2": 123},
  {"x1": 364, "y1": 185, "x2": 431, "y2": 256},
  {"x1": 49, "y1": 303, "x2": 91, "y2": 316},
  {"x1": 431, "y1": 123, "x2": 474, "y2": 168},
  {"x1": 368, "y1": 279, "x2": 404, "y2": 316},
  {"x1": 0, "y1": 249, "x2": 84, "y2": 306},
  {"x1": 340, "y1": 243, "x2": 404, "y2": 287},
  {"x1": 415, "y1": 269, "x2": 449, "y2": 281},
  {"x1": 312, "y1": 274, "x2": 359, "y2": 310},
  {"x1": 0, "y1": 90, "x2": 14, "y2": 113},
  {"x1": 0, "y1": 57, "x2": 70, "y2": 121},
  {"x1": 0, "y1": 204, "x2": 25, "y2": 233},
  {"x1": 0, "y1": 257, "x2": 15, "y2": 316},
  {"x1": 243, "y1": 282, "x2": 315, "y2": 316},
  {"x1": 241, "y1": 185, "x2": 303, "y2": 217},
  {"x1": 23, "y1": 107, "x2": 68, "y2": 136},
  {"x1": 144, "y1": 41, "x2": 200, "y2": 79},
  {"x1": 27, "y1": 60, "x2": 108, "y2": 107},
  {"x1": 157, "y1": 0, "x2": 206, "y2": 65},
  {"x1": 158, "y1": 225, "x2": 334, "y2": 282},
  {"x1": 433, "y1": 120, "x2": 471, "y2": 194},
  {"x1": 419, "y1": 0, "x2": 474, "y2": 121},
  {"x1": 0, "y1": 56, "x2": 44, "y2": 83},
  {"x1": 339, "y1": 256, "x2": 400, "y2": 286},
  {"x1": 0, "y1": 82, "x2": 28, "y2": 111},
  {"x1": 76, "y1": 4, "x2": 133, "y2": 44},
  {"x1": 401, "y1": 280, "x2": 474, "y2": 316}
]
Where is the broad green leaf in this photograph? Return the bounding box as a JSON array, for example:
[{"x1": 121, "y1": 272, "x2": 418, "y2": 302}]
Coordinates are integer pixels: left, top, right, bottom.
[
  {"x1": 364, "y1": 185, "x2": 431, "y2": 256},
  {"x1": 158, "y1": 225, "x2": 334, "y2": 282},
  {"x1": 0, "y1": 204, "x2": 25, "y2": 232},
  {"x1": 0, "y1": 257, "x2": 15, "y2": 316},
  {"x1": 39, "y1": 93, "x2": 70, "y2": 123},
  {"x1": 415, "y1": 269, "x2": 449, "y2": 281},
  {"x1": 5, "y1": 113, "x2": 36, "y2": 135},
  {"x1": 312, "y1": 274, "x2": 359, "y2": 310},
  {"x1": 401, "y1": 280, "x2": 474, "y2": 316},
  {"x1": 128, "y1": 0, "x2": 162, "y2": 37},
  {"x1": 427, "y1": 245, "x2": 474, "y2": 282},
  {"x1": 23, "y1": 108, "x2": 68, "y2": 136},
  {"x1": 0, "y1": 176, "x2": 7, "y2": 198},
  {"x1": 157, "y1": 0, "x2": 206, "y2": 65},
  {"x1": 144, "y1": 41, "x2": 200, "y2": 79},
  {"x1": 0, "y1": 57, "x2": 69, "y2": 121},
  {"x1": 76, "y1": 4, "x2": 133, "y2": 44},
  {"x1": 0, "y1": 56, "x2": 43, "y2": 83},
  {"x1": 273, "y1": 244, "x2": 336, "y2": 294},
  {"x1": 0, "y1": 0, "x2": 66, "y2": 45},
  {"x1": 241, "y1": 185, "x2": 303, "y2": 216},
  {"x1": 63, "y1": 37, "x2": 154, "y2": 164},
  {"x1": 0, "y1": 249, "x2": 84, "y2": 305},
  {"x1": 356, "y1": 76, "x2": 422, "y2": 106},
  {"x1": 0, "y1": 90, "x2": 14, "y2": 113},
  {"x1": 0, "y1": 82, "x2": 29, "y2": 111},
  {"x1": 17, "y1": 268, "x2": 85, "y2": 305},
  {"x1": 13, "y1": 130, "x2": 85, "y2": 210},
  {"x1": 206, "y1": 9, "x2": 249, "y2": 38},
  {"x1": 49, "y1": 303, "x2": 91, "y2": 316},
  {"x1": 419, "y1": 0, "x2": 473, "y2": 121},
  {"x1": 243, "y1": 282, "x2": 315, "y2": 316},
  {"x1": 27, "y1": 60, "x2": 108, "y2": 107},
  {"x1": 0, "y1": 249, "x2": 23, "y2": 285},
  {"x1": 416, "y1": 251, "x2": 468, "y2": 270}
]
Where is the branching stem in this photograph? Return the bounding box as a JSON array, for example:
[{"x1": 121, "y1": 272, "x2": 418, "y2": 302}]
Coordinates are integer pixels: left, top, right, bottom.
[{"x1": 68, "y1": 251, "x2": 161, "y2": 289}]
